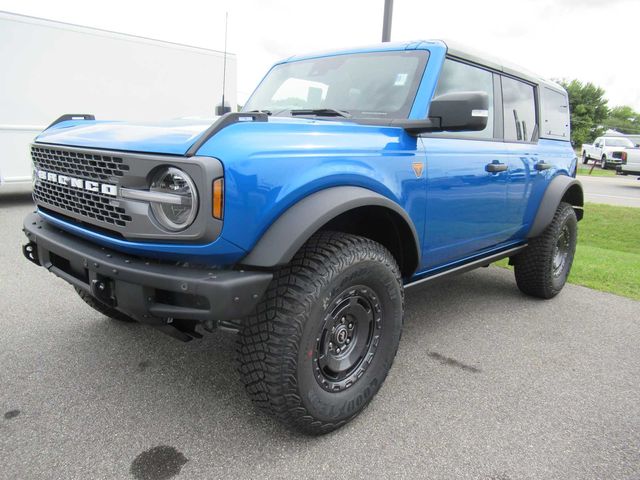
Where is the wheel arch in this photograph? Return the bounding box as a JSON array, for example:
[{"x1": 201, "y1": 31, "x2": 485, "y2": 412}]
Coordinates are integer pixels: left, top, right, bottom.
[
  {"x1": 527, "y1": 175, "x2": 584, "y2": 238},
  {"x1": 240, "y1": 186, "x2": 421, "y2": 278}
]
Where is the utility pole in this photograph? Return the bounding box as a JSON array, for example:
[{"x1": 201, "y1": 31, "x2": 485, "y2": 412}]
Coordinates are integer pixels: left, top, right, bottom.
[{"x1": 382, "y1": 0, "x2": 393, "y2": 42}]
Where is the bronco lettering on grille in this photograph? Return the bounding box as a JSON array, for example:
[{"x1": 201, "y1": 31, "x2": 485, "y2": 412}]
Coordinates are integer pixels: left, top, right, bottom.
[{"x1": 36, "y1": 169, "x2": 117, "y2": 196}]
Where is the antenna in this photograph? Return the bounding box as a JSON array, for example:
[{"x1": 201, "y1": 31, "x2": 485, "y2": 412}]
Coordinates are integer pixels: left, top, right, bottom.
[{"x1": 217, "y1": 12, "x2": 229, "y2": 116}]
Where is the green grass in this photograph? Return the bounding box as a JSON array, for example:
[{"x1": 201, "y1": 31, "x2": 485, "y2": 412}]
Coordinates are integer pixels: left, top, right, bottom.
[
  {"x1": 577, "y1": 164, "x2": 617, "y2": 177},
  {"x1": 496, "y1": 203, "x2": 640, "y2": 300}
]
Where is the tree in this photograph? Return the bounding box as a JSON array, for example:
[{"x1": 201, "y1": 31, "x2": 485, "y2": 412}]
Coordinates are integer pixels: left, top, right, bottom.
[
  {"x1": 603, "y1": 105, "x2": 640, "y2": 134},
  {"x1": 557, "y1": 79, "x2": 609, "y2": 146}
]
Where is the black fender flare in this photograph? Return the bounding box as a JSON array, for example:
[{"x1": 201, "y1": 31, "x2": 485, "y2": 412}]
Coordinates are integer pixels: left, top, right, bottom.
[
  {"x1": 241, "y1": 186, "x2": 421, "y2": 268},
  {"x1": 527, "y1": 175, "x2": 584, "y2": 238}
]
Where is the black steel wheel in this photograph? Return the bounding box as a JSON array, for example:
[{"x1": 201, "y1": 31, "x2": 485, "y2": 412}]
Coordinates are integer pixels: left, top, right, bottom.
[
  {"x1": 313, "y1": 285, "x2": 382, "y2": 392},
  {"x1": 237, "y1": 231, "x2": 403, "y2": 435},
  {"x1": 552, "y1": 224, "x2": 571, "y2": 278}
]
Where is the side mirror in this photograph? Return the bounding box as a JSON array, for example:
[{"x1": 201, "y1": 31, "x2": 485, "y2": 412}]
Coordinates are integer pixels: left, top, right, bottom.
[
  {"x1": 428, "y1": 91, "x2": 489, "y2": 132},
  {"x1": 595, "y1": 142, "x2": 601, "y2": 148},
  {"x1": 394, "y1": 91, "x2": 489, "y2": 135}
]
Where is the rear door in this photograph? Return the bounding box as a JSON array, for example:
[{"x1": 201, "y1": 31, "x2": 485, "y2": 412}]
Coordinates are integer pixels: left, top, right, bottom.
[
  {"x1": 501, "y1": 75, "x2": 540, "y2": 237},
  {"x1": 421, "y1": 58, "x2": 513, "y2": 270}
]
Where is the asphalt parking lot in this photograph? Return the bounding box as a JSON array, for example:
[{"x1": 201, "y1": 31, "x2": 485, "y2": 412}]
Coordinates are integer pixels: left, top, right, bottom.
[
  {"x1": 1, "y1": 194, "x2": 640, "y2": 480},
  {"x1": 580, "y1": 174, "x2": 640, "y2": 208}
]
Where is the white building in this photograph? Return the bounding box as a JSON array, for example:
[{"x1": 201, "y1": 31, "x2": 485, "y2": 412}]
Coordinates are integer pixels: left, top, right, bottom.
[{"x1": 0, "y1": 11, "x2": 237, "y2": 191}]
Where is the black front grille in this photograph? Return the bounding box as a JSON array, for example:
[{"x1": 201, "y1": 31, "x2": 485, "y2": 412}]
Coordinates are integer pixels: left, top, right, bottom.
[
  {"x1": 31, "y1": 145, "x2": 130, "y2": 181},
  {"x1": 29, "y1": 143, "x2": 216, "y2": 242},
  {"x1": 612, "y1": 152, "x2": 623, "y2": 159},
  {"x1": 33, "y1": 181, "x2": 132, "y2": 227}
]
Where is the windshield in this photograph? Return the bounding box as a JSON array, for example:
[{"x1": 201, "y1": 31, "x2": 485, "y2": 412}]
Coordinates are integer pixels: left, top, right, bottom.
[
  {"x1": 243, "y1": 50, "x2": 429, "y2": 119},
  {"x1": 606, "y1": 138, "x2": 634, "y2": 147}
]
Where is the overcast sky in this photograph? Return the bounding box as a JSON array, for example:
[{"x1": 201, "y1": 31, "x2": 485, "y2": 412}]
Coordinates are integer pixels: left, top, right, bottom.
[{"x1": 2, "y1": 0, "x2": 639, "y2": 109}]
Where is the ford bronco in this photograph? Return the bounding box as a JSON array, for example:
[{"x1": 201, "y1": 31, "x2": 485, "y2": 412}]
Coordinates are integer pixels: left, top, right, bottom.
[{"x1": 22, "y1": 40, "x2": 583, "y2": 434}]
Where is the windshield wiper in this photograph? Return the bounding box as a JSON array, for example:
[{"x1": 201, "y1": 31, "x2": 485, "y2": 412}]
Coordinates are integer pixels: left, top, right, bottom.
[{"x1": 289, "y1": 108, "x2": 351, "y2": 118}]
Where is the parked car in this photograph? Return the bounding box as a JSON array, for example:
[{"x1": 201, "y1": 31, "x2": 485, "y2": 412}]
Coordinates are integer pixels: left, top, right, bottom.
[
  {"x1": 582, "y1": 136, "x2": 634, "y2": 168},
  {"x1": 22, "y1": 40, "x2": 583, "y2": 435},
  {"x1": 616, "y1": 148, "x2": 640, "y2": 176}
]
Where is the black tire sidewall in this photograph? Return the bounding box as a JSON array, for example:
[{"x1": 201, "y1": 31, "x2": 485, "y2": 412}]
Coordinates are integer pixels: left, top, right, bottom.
[
  {"x1": 550, "y1": 206, "x2": 578, "y2": 292},
  {"x1": 296, "y1": 259, "x2": 402, "y2": 424}
]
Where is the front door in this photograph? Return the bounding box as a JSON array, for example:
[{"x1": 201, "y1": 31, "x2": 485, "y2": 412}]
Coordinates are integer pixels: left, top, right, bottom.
[
  {"x1": 421, "y1": 138, "x2": 513, "y2": 269},
  {"x1": 420, "y1": 58, "x2": 513, "y2": 270}
]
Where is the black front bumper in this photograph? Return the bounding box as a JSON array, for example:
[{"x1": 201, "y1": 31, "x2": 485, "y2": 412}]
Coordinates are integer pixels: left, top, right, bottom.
[{"x1": 23, "y1": 212, "x2": 273, "y2": 337}]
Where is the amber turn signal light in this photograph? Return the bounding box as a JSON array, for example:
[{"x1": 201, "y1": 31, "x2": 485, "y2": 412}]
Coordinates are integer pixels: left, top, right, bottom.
[{"x1": 212, "y1": 178, "x2": 224, "y2": 219}]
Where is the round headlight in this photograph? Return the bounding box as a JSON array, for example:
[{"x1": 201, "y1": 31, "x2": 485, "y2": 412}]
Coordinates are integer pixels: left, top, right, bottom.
[{"x1": 149, "y1": 167, "x2": 198, "y2": 231}]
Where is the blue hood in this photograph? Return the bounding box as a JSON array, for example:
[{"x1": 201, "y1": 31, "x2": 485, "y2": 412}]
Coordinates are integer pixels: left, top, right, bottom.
[
  {"x1": 35, "y1": 119, "x2": 215, "y2": 155},
  {"x1": 34, "y1": 117, "x2": 367, "y2": 156},
  {"x1": 34, "y1": 116, "x2": 373, "y2": 157}
]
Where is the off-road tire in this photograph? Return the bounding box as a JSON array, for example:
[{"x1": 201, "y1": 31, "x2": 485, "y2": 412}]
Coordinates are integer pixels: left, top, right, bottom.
[
  {"x1": 582, "y1": 151, "x2": 588, "y2": 164},
  {"x1": 513, "y1": 202, "x2": 577, "y2": 299},
  {"x1": 74, "y1": 287, "x2": 137, "y2": 322},
  {"x1": 237, "y1": 231, "x2": 404, "y2": 435},
  {"x1": 601, "y1": 155, "x2": 608, "y2": 169}
]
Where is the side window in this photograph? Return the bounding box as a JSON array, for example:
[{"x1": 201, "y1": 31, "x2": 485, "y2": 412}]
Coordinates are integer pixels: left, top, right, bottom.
[
  {"x1": 540, "y1": 87, "x2": 569, "y2": 139},
  {"x1": 431, "y1": 59, "x2": 494, "y2": 139},
  {"x1": 502, "y1": 76, "x2": 537, "y2": 142}
]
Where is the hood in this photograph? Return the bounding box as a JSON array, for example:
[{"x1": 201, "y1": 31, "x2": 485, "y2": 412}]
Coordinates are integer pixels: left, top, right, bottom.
[
  {"x1": 35, "y1": 119, "x2": 215, "y2": 155},
  {"x1": 34, "y1": 116, "x2": 374, "y2": 156}
]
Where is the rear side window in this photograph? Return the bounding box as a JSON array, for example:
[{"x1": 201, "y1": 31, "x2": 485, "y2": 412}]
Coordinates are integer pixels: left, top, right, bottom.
[
  {"x1": 540, "y1": 87, "x2": 569, "y2": 139},
  {"x1": 502, "y1": 76, "x2": 537, "y2": 142},
  {"x1": 431, "y1": 59, "x2": 494, "y2": 139}
]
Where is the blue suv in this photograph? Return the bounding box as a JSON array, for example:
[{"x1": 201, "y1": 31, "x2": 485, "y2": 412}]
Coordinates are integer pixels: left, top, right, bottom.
[{"x1": 22, "y1": 40, "x2": 583, "y2": 434}]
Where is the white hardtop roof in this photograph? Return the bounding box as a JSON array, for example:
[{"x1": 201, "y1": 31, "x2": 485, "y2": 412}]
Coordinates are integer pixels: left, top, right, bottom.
[
  {"x1": 441, "y1": 39, "x2": 565, "y2": 94},
  {"x1": 285, "y1": 39, "x2": 565, "y2": 95}
]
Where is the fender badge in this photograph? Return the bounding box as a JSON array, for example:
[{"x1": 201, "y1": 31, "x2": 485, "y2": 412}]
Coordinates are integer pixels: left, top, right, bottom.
[{"x1": 412, "y1": 162, "x2": 424, "y2": 178}]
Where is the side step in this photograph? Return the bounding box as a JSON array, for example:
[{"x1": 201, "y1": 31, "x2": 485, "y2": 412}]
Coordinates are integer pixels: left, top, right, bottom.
[{"x1": 405, "y1": 244, "x2": 526, "y2": 289}]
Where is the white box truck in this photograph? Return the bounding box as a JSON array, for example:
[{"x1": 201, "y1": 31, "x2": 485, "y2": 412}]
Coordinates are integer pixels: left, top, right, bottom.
[{"x1": 0, "y1": 11, "x2": 236, "y2": 192}]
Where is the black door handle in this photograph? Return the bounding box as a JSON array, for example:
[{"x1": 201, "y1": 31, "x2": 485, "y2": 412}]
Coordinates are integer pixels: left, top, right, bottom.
[
  {"x1": 485, "y1": 161, "x2": 508, "y2": 173},
  {"x1": 535, "y1": 162, "x2": 552, "y2": 171}
]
